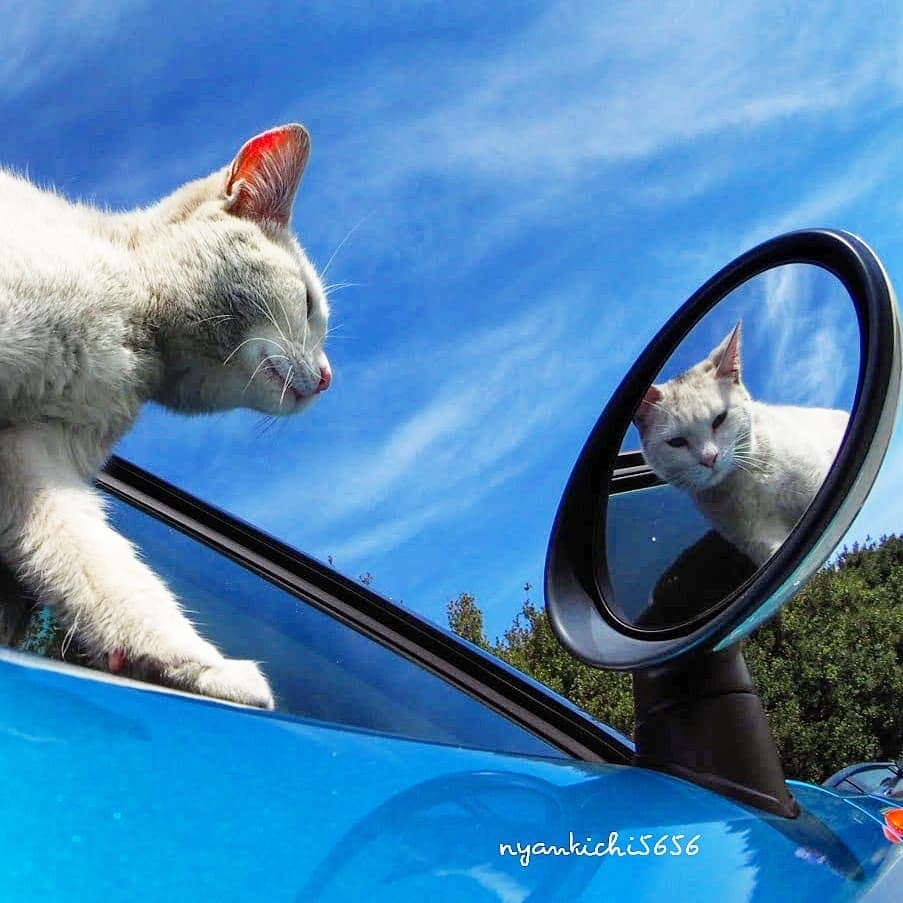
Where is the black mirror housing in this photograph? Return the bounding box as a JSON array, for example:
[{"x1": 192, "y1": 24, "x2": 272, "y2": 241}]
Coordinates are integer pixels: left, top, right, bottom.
[
  {"x1": 546, "y1": 229, "x2": 900, "y2": 669},
  {"x1": 545, "y1": 230, "x2": 901, "y2": 816}
]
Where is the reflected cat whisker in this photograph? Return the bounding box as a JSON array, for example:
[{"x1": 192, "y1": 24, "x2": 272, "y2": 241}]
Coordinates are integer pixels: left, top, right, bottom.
[
  {"x1": 645, "y1": 399, "x2": 678, "y2": 426},
  {"x1": 193, "y1": 314, "x2": 234, "y2": 325},
  {"x1": 730, "y1": 461, "x2": 761, "y2": 480},
  {"x1": 61, "y1": 612, "x2": 80, "y2": 660}
]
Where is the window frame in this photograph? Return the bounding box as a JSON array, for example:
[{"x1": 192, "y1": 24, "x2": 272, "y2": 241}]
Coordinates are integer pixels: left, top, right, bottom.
[{"x1": 97, "y1": 455, "x2": 638, "y2": 764}]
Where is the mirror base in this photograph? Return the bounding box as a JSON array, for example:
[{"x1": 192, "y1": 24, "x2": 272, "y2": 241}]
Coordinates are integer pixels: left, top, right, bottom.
[{"x1": 633, "y1": 643, "x2": 799, "y2": 819}]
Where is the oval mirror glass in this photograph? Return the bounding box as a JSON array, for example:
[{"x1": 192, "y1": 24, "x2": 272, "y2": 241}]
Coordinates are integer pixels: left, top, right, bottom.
[{"x1": 600, "y1": 264, "x2": 858, "y2": 631}]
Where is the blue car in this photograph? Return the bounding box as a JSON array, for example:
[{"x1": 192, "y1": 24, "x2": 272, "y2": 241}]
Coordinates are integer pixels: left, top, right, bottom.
[
  {"x1": 1, "y1": 229, "x2": 901, "y2": 900},
  {"x1": 825, "y1": 762, "x2": 903, "y2": 799}
]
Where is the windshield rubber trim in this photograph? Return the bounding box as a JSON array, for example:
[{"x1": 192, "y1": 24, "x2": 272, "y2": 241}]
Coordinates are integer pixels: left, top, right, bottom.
[{"x1": 97, "y1": 454, "x2": 634, "y2": 765}]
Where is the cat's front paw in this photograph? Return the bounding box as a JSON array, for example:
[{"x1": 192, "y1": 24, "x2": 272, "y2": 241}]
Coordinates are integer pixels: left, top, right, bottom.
[{"x1": 167, "y1": 658, "x2": 276, "y2": 709}]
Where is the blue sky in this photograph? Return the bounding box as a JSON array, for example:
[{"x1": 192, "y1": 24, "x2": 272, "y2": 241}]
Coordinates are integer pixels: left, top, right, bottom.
[{"x1": 6, "y1": 1, "x2": 902, "y2": 639}]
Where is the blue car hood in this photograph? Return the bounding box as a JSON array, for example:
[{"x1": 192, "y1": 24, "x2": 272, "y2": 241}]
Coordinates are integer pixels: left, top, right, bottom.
[{"x1": 0, "y1": 658, "x2": 899, "y2": 901}]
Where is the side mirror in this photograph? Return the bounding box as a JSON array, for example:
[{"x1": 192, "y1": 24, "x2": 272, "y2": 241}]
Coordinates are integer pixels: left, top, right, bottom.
[{"x1": 545, "y1": 230, "x2": 901, "y2": 815}]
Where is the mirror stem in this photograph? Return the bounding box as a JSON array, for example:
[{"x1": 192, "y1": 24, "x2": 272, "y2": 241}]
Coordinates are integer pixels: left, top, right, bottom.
[{"x1": 632, "y1": 643, "x2": 799, "y2": 818}]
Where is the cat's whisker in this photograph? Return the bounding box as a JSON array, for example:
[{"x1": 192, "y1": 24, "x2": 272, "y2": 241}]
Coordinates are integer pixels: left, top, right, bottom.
[
  {"x1": 300, "y1": 358, "x2": 319, "y2": 379},
  {"x1": 309, "y1": 334, "x2": 331, "y2": 356},
  {"x1": 248, "y1": 297, "x2": 292, "y2": 349},
  {"x1": 243, "y1": 353, "x2": 291, "y2": 393},
  {"x1": 61, "y1": 612, "x2": 80, "y2": 660},
  {"x1": 273, "y1": 294, "x2": 295, "y2": 344},
  {"x1": 251, "y1": 414, "x2": 270, "y2": 437},
  {"x1": 305, "y1": 326, "x2": 345, "y2": 352},
  {"x1": 256, "y1": 415, "x2": 280, "y2": 438},
  {"x1": 223, "y1": 336, "x2": 287, "y2": 366},
  {"x1": 322, "y1": 281, "x2": 362, "y2": 294},
  {"x1": 321, "y1": 214, "x2": 370, "y2": 279},
  {"x1": 279, "y1": 365, "x2": 294, "y2": 407},
  {"x1": 731, "y1": 450, "x2": 769, "y2": 471}
]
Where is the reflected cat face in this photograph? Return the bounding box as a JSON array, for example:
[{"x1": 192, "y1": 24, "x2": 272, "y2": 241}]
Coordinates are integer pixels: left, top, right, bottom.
[{"x1": 634, "y1": 323, "x2": 752, "y2": 491}]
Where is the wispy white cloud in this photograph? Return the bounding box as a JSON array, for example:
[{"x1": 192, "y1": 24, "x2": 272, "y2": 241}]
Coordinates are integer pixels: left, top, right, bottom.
[
  {"x1": 742, "y1": 138, "x2": 903, "y2": 250},
  {"x1": 309, "y1": 2, "x2": 899, "y2": 196},
  {"x1": 224, "y1": 282, "x2": 633, "y2": 566},
  {"x1": 760, "y1": 265, "x2": 857, "y2": 408},
  {"x1": 324, "y1": 461, "x2": 523, "y2": 564},
  {"x1": 275, "y1": 1, "x2": 903, "y2": 307},
  {"x1": 0, "y1": 2, "x2": 148, "y2": 99}
]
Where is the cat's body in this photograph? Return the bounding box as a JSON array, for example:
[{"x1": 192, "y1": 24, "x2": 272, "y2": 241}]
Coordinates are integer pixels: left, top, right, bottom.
[
  {"x1": 635, "y1": 323, "x2": 847, "y2": 565},
  {"x1": 0, "y1": 125, "x2": 331, "y2": 708}
]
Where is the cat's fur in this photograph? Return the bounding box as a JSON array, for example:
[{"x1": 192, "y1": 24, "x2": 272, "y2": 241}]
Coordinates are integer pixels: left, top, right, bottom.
[
  {"x1": 0, "y1": 124, "x2": 332, "y2": 708},
  {"x1": 634, "y1": 322, "x2": 847, "y2": 565}
]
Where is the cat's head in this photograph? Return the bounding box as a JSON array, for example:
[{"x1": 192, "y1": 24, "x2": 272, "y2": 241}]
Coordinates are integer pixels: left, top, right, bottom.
[
  {"x1": 633, "y1": 322, "x2": 752, "y2": 491},
  {"x1": 144, "y1": 124, "x2": 332, "y2": 416}
]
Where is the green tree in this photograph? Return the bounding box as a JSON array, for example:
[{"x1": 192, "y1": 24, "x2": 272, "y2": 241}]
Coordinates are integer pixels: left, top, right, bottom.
[
  {"x1": 447, "y1": 592, "x2": 490, "y2": 649},
  {"x1": 448, "y1": 536, "x2": 903, "y2": 783},
  {"x1": 448, "y1": 584, "x2": 634, "y2": 738},
  {"x1": 744, "y1": 536, "x2": 903, "y2": 781}
]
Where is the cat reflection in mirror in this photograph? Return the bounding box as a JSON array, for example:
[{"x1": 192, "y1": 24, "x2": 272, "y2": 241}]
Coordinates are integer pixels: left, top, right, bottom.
[
  {"x1": 634, "y1": 322, "x2": 847, "y2": 566},
  {"x1": 0, "y1": 124, "x2": 332, "y2": 709}
]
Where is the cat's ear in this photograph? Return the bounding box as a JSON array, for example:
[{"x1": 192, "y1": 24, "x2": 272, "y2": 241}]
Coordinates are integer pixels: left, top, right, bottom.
[
  {"x1": 634, "y1": 384, "x2": 663, "y2": 425},
  {"x1": 224, "y1": 124, "x2": 310, "y2": 228},
  {"x1": 712, "y1": 321, "x2": 742, "y2": 383}
]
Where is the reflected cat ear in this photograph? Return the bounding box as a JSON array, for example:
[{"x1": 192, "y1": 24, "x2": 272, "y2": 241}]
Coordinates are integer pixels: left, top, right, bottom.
[
  {"x1": 712, "y1": 321, "x2": 742, "y2": 383},
  {"x1": 634, "y1": 385, "x2": 663, "y2": 425},
  {"x1": 224, "y1": 124, "x2": 310, "y2": 228}
]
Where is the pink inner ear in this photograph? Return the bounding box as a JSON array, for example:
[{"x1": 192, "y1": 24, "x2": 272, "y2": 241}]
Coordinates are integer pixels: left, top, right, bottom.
[
  {"x1": 715, "y1": 324, "x2": 742, "y2": 382},
  {"x1": 644, "y1": 385, "x2": 663, "y2": 405},
  {"x1": 226, "y1": 124, "x2": 310, "y2": 227},
  {"x1": 634, "y1": 384, "x2": 662, "y2": 424}
]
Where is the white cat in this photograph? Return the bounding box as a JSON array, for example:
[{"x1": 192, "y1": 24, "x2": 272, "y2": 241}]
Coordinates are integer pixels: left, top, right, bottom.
[
  {"x1": 634, "y1": 322, "x2": 847, "y2": 565},
  {"x1": 0, "y1": 124, "x2": 332, "y2": 709}
]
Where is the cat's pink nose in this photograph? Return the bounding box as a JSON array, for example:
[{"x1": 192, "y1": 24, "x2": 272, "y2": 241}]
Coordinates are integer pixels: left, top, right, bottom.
[
  {"x1": 701, "y1": 450, "x2": 718, "y2": 468},
  {"x1": 316, "y1": 363, "x2": 332, "y2": 393}
]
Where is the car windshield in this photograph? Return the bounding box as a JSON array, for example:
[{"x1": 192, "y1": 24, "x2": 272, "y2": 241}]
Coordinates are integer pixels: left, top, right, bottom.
[{"x1": 85, "y1": 491, "x2": 563, "y2": 758}]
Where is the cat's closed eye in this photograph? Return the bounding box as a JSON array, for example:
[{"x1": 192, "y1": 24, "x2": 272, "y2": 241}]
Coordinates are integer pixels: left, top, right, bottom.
[
  {"x1": 667, "y1": 437, "x2": 688, "y2": 448},
  {"x1": 712, "y1": 411, "x2": 727, "y2": 429}
]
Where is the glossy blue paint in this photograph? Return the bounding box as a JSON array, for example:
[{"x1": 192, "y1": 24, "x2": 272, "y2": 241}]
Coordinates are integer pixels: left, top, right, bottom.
[{"x1": 1, "y1": 653, "x2": 898, "y2": 901}]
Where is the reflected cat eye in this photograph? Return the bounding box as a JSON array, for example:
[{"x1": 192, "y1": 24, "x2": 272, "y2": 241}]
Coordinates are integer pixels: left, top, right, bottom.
[
  {"x1": 666, "y1": 437, "x2": 688, "y2": 448},
  {"x1": 712, "y1": 411, "x2": 727, "y2": 429}
]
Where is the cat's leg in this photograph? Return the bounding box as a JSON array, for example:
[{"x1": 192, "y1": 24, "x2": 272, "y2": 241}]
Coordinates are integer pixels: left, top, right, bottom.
[{"x1": 0, "y1": 426, "x2": 274, "y2": 709}]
